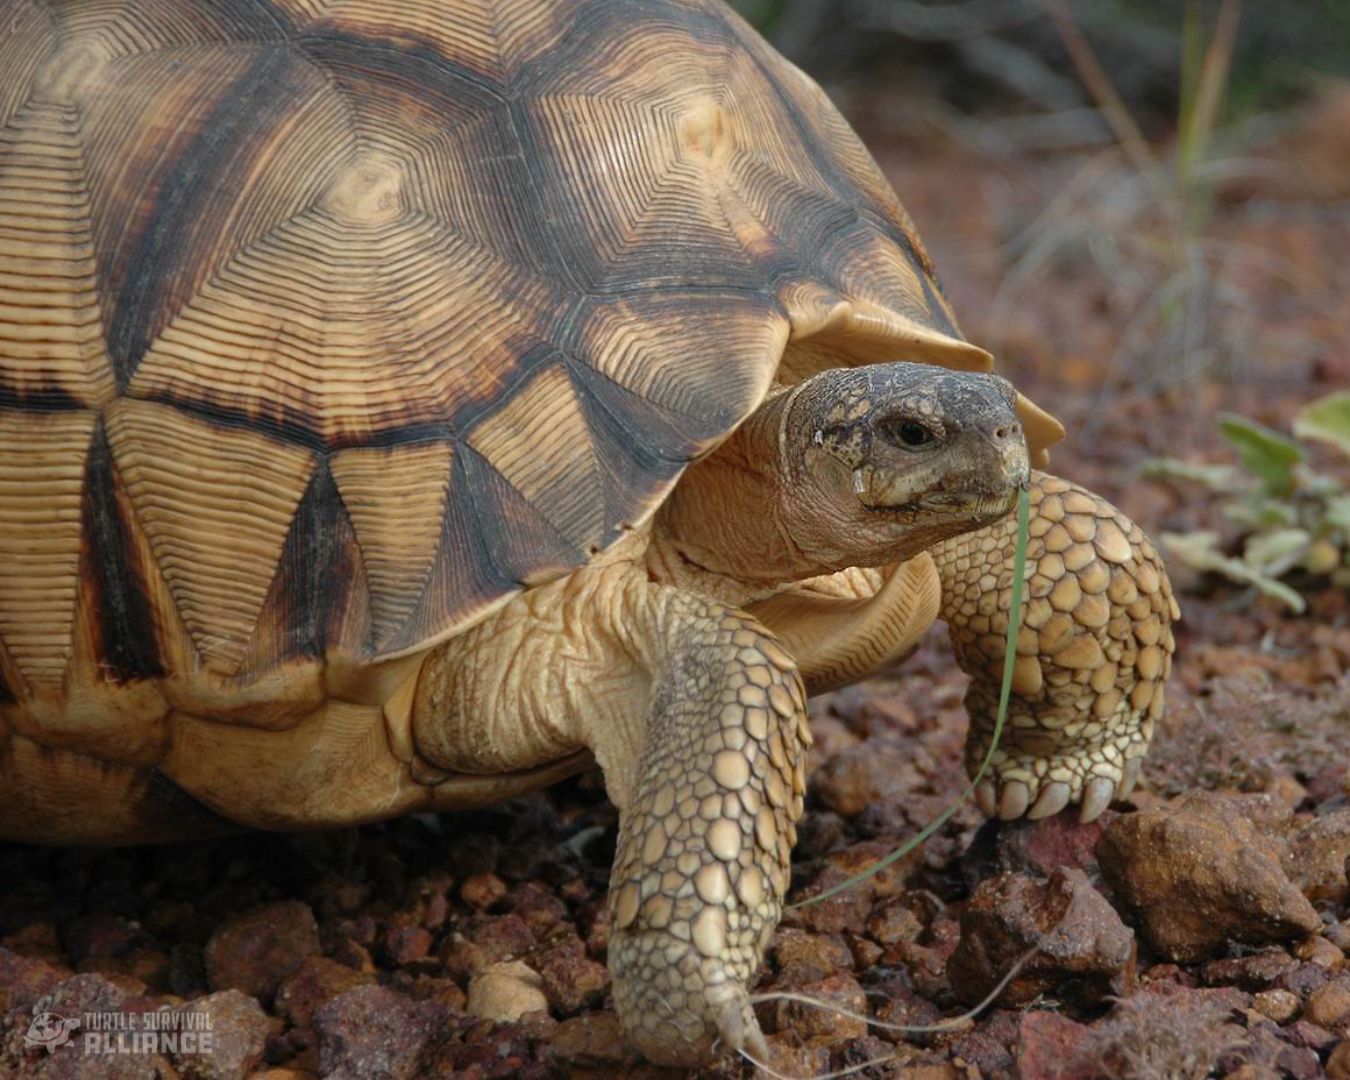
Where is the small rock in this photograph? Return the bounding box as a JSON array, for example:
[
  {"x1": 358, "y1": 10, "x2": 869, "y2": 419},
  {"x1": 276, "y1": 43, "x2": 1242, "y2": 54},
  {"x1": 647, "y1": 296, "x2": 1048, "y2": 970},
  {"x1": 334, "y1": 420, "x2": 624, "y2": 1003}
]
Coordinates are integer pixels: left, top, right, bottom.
[
  {"x1": 18, "y1": 973, "x2": 167, "y2": 1079},
  {"x1": 203, "y1": 901, "x2": 321, "y2": 1001},
  {"x1": 173, "y1": 989, "x2": 268, "y2": 1080},
  {"x1": 950, "y1": 1012, "x2": 1017, "y2": 1075},
  {"x1": 1284, "y1": 810, "x2": 1350, "y2": 903},
  {"x1": 988, "y1": 812, "x2": 1114, "y2": 883},
  {"x1": 313, "y1": 984, "x2": 444, "y2": 1080},
  {"x1": 381, "y1": 924, "x2": 433, "y2": 967},
  {"x1": 537, "y1": 943, "x2": 609, "y2": 1015},
  {"x1": 811, "y1": 744, "x2": 926, "y2": 818},
  {"x1": 452, "y1": 1021, "x2": 534, "y2": 1076},
  {"x1": 1327, "y1": 1040, "x2": 1350, "y2": 1080},
  {"x1": 275, "y1": 956, "x2": 376, "y2": 1028},
  {"x1": 771, "y1": 928, "x2": 854, "y2": 981},
  {"x1": 770, "y1": 971, "x2": 868, "y2": 1041},
  {"x1": 1294, "y1": 935, "x2": 1346, "y2": 970},
  {"x1": 543, "y1": 1012, "x2": 639, "y2": 1070},
  {"x1": 1327, "y1": 920, "x2": 1350, "y2": 954},
  {"x1": 1201, "y1": 949, "x2": 1297, "y2": 989},
  {"x1": 779, "y1": 841, "x2": 915, "y2": 936},
  {"x1": 398, "y1": 973, "x2": 468, "y2": 1013},
  {"x1": 0, "y1": 945, "x2": 68, "y2": 1013},
  {"x1": 1017, "y1": 1011, "x2": 1100, "y2": 1080},
  {"x1": 507, "y1": 883, "x2": 569, "y2": 937},
  {"x1": 1275, "y1": 962, "x2": 1334, "y2": 1001},
  {"x1": 1098, "y1": 792, "x2": 1321, "y2": 962},
  {"x1": 466, "y1": 960, "x2": 548, "y2": 1022},
  {"x1": 1289, "y1": 1019, "x2": 1338, "y2": 1052},
  {"x1": 1305, "y1": 980, "x2": 1350, "y2": 1034},
  {"x1": 449, "y1": 913, "x2": 536, "y2": 973},
  {"x1": 1252, "y1": 988, "x2": 1300, "y2": 1023},
  {"x1": 461, "y1": 873, "x2": 509, "y2": 910},
  {"x1": 948, "y1": 867, "x2": 1135, "y2": 1007},
  {"x1": 866, "y1": 899, "x2": 926, "y2": 946}
]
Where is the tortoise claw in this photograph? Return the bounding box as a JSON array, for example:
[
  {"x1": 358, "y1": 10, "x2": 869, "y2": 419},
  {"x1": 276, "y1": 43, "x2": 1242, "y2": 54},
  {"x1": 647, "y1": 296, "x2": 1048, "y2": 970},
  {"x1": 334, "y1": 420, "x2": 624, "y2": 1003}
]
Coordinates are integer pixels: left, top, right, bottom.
[
  {"x1": 1080, "y1": 776, "x2": 1116, "y2": 823},
  {"x1": 997, "y1": 780, "x2": 1030, "y2": 820},
  {"x1": 1120, "y1": 756, "x2": 1143, "y2": 797},
  {"x1": 719, "y1": 999, "x2": 770, "y2": 1065},
  {"x1": 1027, "y1": 780, "x2": 1072, "y2": 820}
]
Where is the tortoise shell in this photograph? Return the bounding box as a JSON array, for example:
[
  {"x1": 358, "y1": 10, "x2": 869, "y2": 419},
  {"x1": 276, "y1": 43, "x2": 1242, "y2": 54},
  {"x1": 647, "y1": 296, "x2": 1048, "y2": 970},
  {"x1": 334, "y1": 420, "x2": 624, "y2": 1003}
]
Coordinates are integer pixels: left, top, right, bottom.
[{"x1": 0, "y1": 0, "x2": 1061, "y2": 832}]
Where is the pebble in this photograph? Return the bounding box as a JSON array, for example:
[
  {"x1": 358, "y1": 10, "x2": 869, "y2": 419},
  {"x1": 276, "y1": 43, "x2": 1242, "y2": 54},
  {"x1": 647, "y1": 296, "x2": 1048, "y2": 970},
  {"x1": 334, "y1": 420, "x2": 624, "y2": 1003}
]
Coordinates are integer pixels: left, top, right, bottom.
[
  {"x1": 1304, "y1": 980, "x2": 1350, "y2": 1034},
  {"x1": 466, "y1": 960, "x2": 549, "y2": 1022},
  {"x1": 1283, "y1": 809, "x2": 1350, "y2": 903},
  {"x1": 460, "y1": 872, "x2": 509, "y2": 910},
  {"x1": 1328, "y1": 1040, "x2": 1350, "y2": 1079},
  {"x1": 537, "y1": 942, "x2": 609, "y2": 1015},
  {"x1": 542, "y1": 1012, "x2": 639, "y2": 1069},
  {"x1": 1294, "y1": 934, "x2": 1346, "y2": 970},
  {"x1": 274, "y1": 956, "x2": 376, "y2": 1028},
  {"x1": 947, "y1": 867, "x2": 1135, "y2": 1007},
  {"x1": 769, "y1": 970, "x2": 868, "y2": 1041},
  {"x1": 172, "y1": 990, "x2": 269, "y2": 1080},
  {"x1": 203, "y1": 901, "x2": 321, "y2": 1002},
  {"x1": 1252, "y1": 988, "x2": 1300, "y2": 1023},
  {"x1": 313, "y1": 984, "x2": 444, "y2": 1080},
  {"x1": 1098, "y1": 791, "x2": 1321, "y2": 962}
]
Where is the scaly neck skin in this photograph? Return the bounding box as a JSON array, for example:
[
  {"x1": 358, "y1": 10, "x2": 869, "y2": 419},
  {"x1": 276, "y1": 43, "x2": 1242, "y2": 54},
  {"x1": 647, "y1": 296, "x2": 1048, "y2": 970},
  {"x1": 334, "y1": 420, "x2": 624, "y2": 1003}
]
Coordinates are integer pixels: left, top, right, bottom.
[{"x1": 650, "y1": 389, "x2": 802, "y2": 602}]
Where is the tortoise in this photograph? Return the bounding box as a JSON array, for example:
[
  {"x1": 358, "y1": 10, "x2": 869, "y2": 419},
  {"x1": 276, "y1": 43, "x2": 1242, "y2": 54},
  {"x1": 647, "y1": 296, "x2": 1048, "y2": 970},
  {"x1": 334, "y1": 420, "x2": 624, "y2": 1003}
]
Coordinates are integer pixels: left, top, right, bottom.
[{"x1": 0, "y1": 0, "x2": 1178, "y2": 1065}]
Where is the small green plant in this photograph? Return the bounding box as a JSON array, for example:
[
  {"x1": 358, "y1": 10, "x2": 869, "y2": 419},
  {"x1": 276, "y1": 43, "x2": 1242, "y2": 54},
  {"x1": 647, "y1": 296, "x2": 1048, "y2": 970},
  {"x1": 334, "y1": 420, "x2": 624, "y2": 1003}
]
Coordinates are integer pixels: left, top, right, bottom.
[{"x1": 1144, "y1": 391, "x2": 1350, "y2": 612}]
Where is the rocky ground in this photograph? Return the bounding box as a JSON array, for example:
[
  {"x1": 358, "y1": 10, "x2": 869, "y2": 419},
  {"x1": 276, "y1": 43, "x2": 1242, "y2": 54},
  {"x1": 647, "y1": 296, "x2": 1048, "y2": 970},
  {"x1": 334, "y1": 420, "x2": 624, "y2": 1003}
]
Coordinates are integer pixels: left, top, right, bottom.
[{"x1": 1, "y1": 89, "x2": 1348, "y2": 1080}]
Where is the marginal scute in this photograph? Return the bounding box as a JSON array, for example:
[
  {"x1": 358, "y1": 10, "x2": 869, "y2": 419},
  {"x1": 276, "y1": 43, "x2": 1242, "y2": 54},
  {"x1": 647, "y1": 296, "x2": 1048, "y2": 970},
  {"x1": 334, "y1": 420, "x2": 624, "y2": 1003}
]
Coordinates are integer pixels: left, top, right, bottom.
[
  {"x1": 0, "y1": 409, "x2": 97, "y2": 688},
  {"x1": 106, "y1": 399, "x2": 317, "y2": 675},
  {"x1": 331, "y1": 441, "x2": 455, "y2": 645}
]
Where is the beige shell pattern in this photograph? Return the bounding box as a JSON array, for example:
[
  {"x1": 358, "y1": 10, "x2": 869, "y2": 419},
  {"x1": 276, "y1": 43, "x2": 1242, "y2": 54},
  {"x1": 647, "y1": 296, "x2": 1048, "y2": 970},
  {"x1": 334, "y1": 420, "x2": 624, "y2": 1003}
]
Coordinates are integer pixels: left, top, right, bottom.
[{"x1": 0, "y1": 0, "x2": 1061, "y2": 836}]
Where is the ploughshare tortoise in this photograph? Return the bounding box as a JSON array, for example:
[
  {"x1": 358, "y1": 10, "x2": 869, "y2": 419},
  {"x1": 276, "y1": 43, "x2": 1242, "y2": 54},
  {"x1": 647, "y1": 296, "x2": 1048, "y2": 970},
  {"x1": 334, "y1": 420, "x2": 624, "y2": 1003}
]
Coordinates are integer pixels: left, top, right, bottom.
[{"x1": 0, "y1": 0, "x2": 1177, "y2": 1064}]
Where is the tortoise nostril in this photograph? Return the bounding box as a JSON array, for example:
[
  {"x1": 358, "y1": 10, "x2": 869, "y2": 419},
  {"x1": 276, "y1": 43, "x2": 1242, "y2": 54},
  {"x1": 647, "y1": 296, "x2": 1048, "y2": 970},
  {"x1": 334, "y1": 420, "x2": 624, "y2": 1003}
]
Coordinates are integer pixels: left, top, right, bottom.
[{"x1": 993, "y1": 423, "x2": 1021, "y2": 441}]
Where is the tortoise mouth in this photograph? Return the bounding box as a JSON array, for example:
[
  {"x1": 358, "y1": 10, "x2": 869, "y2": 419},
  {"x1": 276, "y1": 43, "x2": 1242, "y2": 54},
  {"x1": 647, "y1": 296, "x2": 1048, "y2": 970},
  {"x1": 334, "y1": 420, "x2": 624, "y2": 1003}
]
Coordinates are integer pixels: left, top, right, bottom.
[{"x1": 856, "y1": 479, "x2": 1022, "y2": 520}]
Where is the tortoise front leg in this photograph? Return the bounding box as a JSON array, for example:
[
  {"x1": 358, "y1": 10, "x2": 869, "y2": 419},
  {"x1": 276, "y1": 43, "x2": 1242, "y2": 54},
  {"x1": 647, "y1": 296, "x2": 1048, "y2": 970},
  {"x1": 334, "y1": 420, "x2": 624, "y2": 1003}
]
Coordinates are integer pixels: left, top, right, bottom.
[
  {"x1": 932, "y1": 471, "x2": 1178, "y2": 822},
  {"x1": 602, "y1": 586, "x2": 809, "y2": 1066}
]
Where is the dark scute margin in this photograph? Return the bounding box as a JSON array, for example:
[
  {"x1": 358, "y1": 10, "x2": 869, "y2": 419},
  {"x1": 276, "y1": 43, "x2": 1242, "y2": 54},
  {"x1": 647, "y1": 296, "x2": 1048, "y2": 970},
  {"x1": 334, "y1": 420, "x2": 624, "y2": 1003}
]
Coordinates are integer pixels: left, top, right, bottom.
[
  {"x1": 265, "y1": 459, "x2": 364, "y2": 662},
  {"x1": 80, "y1": 420, "x2": 165, "y2": 684}
]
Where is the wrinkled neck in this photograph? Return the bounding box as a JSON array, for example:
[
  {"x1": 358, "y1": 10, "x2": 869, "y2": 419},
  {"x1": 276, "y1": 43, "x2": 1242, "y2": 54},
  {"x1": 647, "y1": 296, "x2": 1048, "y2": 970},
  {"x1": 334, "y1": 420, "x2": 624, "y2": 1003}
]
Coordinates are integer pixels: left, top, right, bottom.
[{"x1": 654, "y1": 388, "x2": 806, "y2": 587}]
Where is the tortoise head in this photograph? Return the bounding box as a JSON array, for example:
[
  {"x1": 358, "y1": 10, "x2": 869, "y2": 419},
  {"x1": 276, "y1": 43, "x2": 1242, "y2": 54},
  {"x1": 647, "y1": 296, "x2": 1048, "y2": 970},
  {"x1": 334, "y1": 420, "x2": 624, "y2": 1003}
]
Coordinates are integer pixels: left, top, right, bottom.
[{"x1": 773, "y1": 362, "x2": 1029, "y2": 568}]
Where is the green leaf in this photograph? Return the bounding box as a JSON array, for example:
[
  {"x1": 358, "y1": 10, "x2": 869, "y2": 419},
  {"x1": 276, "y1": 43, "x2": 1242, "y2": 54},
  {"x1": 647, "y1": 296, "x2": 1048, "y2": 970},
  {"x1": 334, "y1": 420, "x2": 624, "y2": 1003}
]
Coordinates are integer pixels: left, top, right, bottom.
[
  {"x1": 1243, "y1": 528, "x2": 1310, "y2": 575},
  {"x1": 1224, "y1": 496, "x2": 1296, "y2": 530},
  {"x1": 1163, "y1": 530, "x2": 1307, "y2": 613},
  {"x1": 1293, "y1": 392, "x2": 1350, "y2": 458},
  {"x1": 1327, "y1": 495, "x2": 1350, "y2": 534},
  {"x1": 1140, "y1": 456, "x2": 1242, "y2": 490},
  {"x1": 1218, "y1": 413, "x2": 1303, "y2": 495}
]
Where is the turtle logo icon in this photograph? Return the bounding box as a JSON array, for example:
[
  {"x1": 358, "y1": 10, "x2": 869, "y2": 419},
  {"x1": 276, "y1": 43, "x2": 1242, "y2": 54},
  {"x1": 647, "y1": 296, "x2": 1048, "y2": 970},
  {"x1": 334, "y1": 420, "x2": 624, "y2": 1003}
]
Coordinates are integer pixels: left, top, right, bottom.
[{"x1": 24, "y1": 1012, "x2": 80, "y2": 1053}]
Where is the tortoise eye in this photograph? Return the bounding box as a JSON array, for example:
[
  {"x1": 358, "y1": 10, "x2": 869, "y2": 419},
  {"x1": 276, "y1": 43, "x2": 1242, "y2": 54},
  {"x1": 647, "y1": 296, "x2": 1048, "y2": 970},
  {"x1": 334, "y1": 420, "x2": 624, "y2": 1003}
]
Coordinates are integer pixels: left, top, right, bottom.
[{"x1": 890, "y1": 419, "x2": 936, "y2": 448}]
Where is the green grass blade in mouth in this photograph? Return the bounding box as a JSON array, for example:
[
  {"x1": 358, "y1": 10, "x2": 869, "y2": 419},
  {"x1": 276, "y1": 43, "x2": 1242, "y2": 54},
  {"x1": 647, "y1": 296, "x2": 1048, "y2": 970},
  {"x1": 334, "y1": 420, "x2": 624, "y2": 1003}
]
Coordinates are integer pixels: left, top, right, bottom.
[{"x1": 791, "y1": 485, "x2": 1031, "y2": 909}]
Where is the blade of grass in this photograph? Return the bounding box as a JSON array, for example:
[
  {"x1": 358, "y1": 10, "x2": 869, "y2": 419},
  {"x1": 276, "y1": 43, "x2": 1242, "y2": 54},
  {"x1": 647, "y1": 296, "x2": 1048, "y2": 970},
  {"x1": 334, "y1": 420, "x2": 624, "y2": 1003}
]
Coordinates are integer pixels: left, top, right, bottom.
[
  {"x1": 791, "y1": 486, "x2": 1031, "y2": 908},
  {"x1": 1038, "y1": 0, "x2": 1159, "y2": 185}
]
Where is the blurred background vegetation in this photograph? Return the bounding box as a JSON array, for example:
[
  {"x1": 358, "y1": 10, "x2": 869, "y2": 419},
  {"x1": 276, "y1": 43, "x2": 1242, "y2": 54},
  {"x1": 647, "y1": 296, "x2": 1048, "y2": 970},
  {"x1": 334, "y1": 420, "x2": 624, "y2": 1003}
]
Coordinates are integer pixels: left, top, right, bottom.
[{"x1": 730, "y1": 0, "x2": 1348, "y2": 129}]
